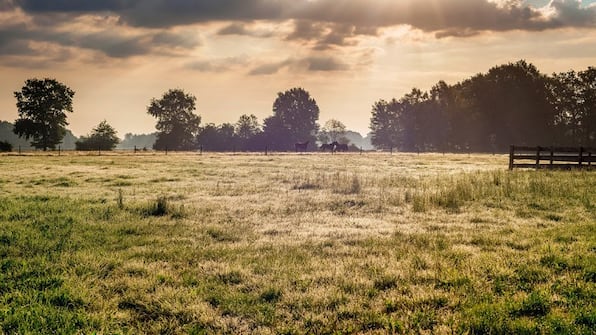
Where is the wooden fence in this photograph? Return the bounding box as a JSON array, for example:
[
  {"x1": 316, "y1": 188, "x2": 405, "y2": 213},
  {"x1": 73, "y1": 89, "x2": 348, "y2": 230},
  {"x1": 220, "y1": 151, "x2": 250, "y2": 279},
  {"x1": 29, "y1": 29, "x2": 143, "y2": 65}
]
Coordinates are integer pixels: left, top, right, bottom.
[{"x1": 509, "y1": 145, "x2": 595, "y2": 170}]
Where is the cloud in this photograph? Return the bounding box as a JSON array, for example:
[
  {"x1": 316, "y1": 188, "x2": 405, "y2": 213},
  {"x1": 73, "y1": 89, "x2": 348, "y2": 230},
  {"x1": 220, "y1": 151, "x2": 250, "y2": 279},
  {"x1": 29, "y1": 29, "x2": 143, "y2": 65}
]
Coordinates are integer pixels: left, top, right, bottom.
[
  {"x1": 549, "y1": 0, "x2": 596, "y2": 26},
  {"x1": 286, "y1": 20, "x2": 326, "y2": 41},
  {"x1": 216, "y1": 22, "x2": 275, "y2": 38},
  {"x1": 2, "y1": 0, "x2": 595, "y2": 67},
  {"x1": 248, "y1": 61, "x2": 287, "y2": 75},
  {"x1": 15, "y1": 0, "x2": 131, "y2": 13},
  {"x1": 304, "y1": 56, "x2": 349, "y2": 71},
  {"x1": 286, "y1": 20, "x2": 378, "y2": 50},
  {"x1": 118, "y1": 0, "x2": 286, "y2": 28},
  {"x1": 75, "y1": 31, "x2": 151, "y2": 58},
  {"x1": 218, "y1": 23, "x2": 251, "y2": 35},
  {"x1": 10, "y1": 1, "x2": 596, "y2": 40},
  {"x1": 248, "y1": 56, "x2": 348, "y2": 75},
  {"x1": 0, "y1": 0, "x2": 16, "y2": 11},
  {"x1": 186, "y1": 56, "x2": 248, "y2": 72},
  {"x1": 0, "y1": 19, "x2": 203, "y2": 60},
  {"x1": 151, "y1": 30, "x2": 202, "y2": 49},
  {"x1": 0, "y1": 39, "x2": 35, "y2": 55}
]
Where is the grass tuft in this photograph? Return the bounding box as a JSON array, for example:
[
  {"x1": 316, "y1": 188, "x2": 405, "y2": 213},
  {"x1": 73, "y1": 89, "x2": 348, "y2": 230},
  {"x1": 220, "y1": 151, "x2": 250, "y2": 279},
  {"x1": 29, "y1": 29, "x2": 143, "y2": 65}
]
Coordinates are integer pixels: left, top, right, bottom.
[
  {"x1": 260, "y1": 287, "x2": 282, "y2": 303},
  {"x1": 137, "y1": 195, "x2": 186, "y2": 218},
  {"x1": 512, "y1": 291, "x2": 551, "y2": 317}
]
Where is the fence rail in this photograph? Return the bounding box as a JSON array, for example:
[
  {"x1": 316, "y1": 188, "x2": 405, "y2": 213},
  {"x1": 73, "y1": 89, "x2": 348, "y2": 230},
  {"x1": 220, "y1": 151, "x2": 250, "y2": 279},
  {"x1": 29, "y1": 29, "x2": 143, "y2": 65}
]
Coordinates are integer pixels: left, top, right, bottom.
[{"x1": 509, "y1": 145, "x2": 595, "y2": 170}]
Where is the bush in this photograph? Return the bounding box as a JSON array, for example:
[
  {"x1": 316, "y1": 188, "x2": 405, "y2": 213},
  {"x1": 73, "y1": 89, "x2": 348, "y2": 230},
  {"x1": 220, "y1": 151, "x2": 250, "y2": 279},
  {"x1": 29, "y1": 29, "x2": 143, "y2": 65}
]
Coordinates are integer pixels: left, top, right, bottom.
[
  {"x1": 75, "y1": 120, "x2": 119, "y2": 151},
  {"x1": 0, "y1": 141, "x2": 12, "y2": 152}
]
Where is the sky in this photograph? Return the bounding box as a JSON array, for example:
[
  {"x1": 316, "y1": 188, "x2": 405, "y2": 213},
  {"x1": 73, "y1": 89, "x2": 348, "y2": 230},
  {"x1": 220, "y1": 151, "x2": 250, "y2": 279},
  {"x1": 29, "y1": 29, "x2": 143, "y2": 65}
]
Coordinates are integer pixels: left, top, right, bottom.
[{"x1": 0, "y1": 0, "x2": 595, "y2": 137}]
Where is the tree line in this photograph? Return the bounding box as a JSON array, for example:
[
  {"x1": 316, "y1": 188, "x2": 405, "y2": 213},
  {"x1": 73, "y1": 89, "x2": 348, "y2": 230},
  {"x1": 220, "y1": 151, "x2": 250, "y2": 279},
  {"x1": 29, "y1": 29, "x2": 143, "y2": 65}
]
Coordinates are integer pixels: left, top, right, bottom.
[
  {"x1": 3, "y1": 60, "x2": 594, "y2": 153},
  {"x1": 5, "y1": 80, "x2": 341, "y2": 152},
  {"x1": 370, "y1": 60, "x2": 596, "y2": 152}
]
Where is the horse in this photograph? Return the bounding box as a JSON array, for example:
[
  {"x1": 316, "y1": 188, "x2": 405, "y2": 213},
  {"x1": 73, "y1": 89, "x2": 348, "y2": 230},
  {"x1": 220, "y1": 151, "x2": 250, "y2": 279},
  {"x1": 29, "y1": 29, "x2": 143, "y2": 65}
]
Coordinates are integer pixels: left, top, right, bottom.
[
  {"x1": 320, "y1": 143, "x2": 334, "y2": 152},
  {"x1": 331, "y1": 141, "x2": 349, "y2": 152},
  {"x1": 295, "y1": 141, "x2": 309, "y2": 152}
]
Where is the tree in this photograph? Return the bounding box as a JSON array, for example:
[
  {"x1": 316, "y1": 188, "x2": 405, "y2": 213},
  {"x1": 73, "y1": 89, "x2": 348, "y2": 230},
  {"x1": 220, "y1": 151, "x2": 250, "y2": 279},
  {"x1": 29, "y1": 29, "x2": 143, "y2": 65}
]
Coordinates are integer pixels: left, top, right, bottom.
[
  {"x1": 75, "y1": 120, "x2": 120, "y2": 151},
  {"x1": 478, "y1": 60, "x2": 554, "y2": 149},
  {"x1": 197, "y1": 123, "x2": 237, "y2": 151},
  {"x1": 147, "y1": 89, "x2": 201, "y2": 150},
  {"x1": 235, "y1": 114, "x2": 263, "y2": 151},
  {"x1": 551, "y1": 67, "x2": 596, "y2": 147},
  {"x1": 577, "y1": 67, "x2": 596, "y2": 146},
  {"x1": 235, "y1": 114, "x2": 261, "y2": 140},
  {"x1": 369, "y1": 99, "x2": 400, "y2": 150},
  {"x1": 319, "y1": 119, "x2": 347, "y2": 143},
  {"x1": 13, "y1": 78, "x2": 75, "y2": 151},
  {"x1": 263, "y1": 87, "x2": 320, "y2": 150}
]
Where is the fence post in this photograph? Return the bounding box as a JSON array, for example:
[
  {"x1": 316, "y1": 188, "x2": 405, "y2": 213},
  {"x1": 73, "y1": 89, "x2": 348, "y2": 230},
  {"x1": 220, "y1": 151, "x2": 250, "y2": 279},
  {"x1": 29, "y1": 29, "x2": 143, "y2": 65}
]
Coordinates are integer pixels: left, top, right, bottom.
[
  {"x1": 265, "y1": 146, "x2": 268, "y2": 156},
  {"x1": 200, "y1": 145, "x2": 203, "y2": 155},
  {"x1": 588, "y1": 151, "x2": 592, "y2": 167},
  {"x1": 535, "y1": 146, "x2": 541, "y2": 169},
  {"x1": 549, "y1": 147, "x2": 554, "y2": 168},
  {"x1": 58, "y1": 145, "x2": 61, "y2": 156},
  {"x1": 579, "y1": 147, "x2": 584, "y2": 167},
  {"x1": 360, "y1": 147, "x2": 363, "y2": 155},
  {"x1": 165, "y1": 147, "x2": 168, "y2": 155},
  {"x1": 98, "y1": 146, "x2": 101, "y2": 156},
  {"x1": 134, "y1": 145, "x2": 137, "y2": 154},
  {"x1": 509, "y1": 145, "x2": 514, "y2": 170},
  {"x1": 390, "y1": 147, "x2": 393, "y2": 155}
]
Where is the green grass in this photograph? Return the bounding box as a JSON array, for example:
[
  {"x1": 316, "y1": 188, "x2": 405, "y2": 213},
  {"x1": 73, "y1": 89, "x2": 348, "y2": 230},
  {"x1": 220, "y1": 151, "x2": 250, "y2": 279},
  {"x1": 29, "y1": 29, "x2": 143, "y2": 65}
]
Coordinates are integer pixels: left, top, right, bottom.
[{"x1": 0, "y1": 152, "x2": 594, "y2": 334}]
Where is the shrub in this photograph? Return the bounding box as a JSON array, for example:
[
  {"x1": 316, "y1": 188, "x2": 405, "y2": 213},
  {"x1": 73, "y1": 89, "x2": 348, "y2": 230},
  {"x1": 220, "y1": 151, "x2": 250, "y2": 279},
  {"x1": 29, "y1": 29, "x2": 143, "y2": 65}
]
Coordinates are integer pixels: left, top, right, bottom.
[
  {"x1": 0, "y1": 140, "x2": 12, "y2": 152},
  {"x1": 75, "y1": 120, "x2": 119, "y2": 151}
]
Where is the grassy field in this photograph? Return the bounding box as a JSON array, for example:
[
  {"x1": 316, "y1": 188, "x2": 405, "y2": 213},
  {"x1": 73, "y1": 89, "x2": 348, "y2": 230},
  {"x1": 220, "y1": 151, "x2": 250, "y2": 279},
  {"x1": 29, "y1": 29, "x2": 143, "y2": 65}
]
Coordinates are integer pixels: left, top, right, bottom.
[{"x1": 0, "y1": 152, "x2": 594, "y2": 334}]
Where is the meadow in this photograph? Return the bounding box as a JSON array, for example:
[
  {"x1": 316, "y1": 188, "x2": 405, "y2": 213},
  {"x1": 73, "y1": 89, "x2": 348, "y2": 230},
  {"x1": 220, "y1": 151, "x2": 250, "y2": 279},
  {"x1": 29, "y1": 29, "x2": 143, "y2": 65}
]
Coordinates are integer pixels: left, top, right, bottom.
[{"x1": 0, "y1": 152, "x2": 594, "y2": 334}]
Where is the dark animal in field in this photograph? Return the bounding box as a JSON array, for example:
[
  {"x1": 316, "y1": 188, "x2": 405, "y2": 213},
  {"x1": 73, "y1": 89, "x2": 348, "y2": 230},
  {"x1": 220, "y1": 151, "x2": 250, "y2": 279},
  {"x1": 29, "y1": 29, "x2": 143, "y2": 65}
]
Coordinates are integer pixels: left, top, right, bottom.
[
  {"x1": 331, "y1": 141, "x2": 349, "y2": 152},
  {"x1": 320, "y1": 143, "x2": 334, "y2": 152},
  {"x1": 295, "y1": 141, "x2": 309, "y2": 152}
]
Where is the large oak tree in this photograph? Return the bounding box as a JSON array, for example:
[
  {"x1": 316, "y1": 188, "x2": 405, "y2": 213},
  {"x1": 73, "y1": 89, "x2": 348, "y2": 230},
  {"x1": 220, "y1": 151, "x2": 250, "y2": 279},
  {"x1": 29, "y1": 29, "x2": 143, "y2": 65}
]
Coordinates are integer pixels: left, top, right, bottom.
[
  {"x1": 147, "y1": 89, "x2": 201, "y2": 151},
  {"x1": 14, "y1": 78, "x2": 75, "y2": 151},
  {"x1": 263, "y1": 87, "x2": 320, "y2": 150}
]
